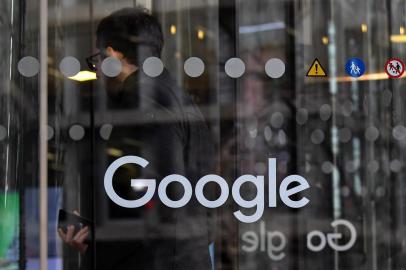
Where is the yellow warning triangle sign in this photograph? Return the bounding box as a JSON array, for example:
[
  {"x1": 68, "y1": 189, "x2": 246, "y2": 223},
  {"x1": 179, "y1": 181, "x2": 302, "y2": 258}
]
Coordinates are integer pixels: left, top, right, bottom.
[{"x1": 306, "y1": 58, "x2": 327, "y2": 77}]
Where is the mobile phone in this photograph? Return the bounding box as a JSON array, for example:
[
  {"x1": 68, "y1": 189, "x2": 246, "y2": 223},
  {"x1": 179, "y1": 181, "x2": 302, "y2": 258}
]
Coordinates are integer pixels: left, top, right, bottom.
[{"x1": 58, "y1": 209, "x2": 93, "y2": 239}]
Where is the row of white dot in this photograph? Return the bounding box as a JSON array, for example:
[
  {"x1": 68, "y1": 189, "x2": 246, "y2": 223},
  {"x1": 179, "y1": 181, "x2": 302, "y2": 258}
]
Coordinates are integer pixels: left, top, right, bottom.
[
  {"x1": 253, "y1": 157, "x2": 401, "y2": 176},
  {"x1": 243, "y1": 160, "x2": 391, "y2": 198},
  {"x1": 0, "y1": 119, "x2": 404, "y2": 143},
  {"x1": 247, "y1": 101, "x2": 390, "y2": 133},
  {"x1": 321, "y1": 159, "x2": 403, "y2": 174},
  {"x1": 246, "y1": 108, "x2": 405, "y2": 144},
  {"x1": 59, "y1": 124, "x2": 406, "y2": 143},
  {"x1": 0, "y1": 123, "x2": 402, "y2": 177},
  {"x1": 258, "y1": 125, "x2": 403, "y2": 145},
  {"x1": 246, "y1": 126, "x2": 390, "y2": 149},
  {"x1": 17, "y1": 56, "x2": 286, "y2": 79},
  {"x1": 48, "y1": 124, "x2": 113, "y2": 141}
]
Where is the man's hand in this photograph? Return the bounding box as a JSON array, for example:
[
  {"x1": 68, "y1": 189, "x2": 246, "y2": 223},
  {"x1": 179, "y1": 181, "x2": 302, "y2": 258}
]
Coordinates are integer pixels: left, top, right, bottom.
[{"x1": 57, "y1": 211, "x2": 89, "y2": 255}]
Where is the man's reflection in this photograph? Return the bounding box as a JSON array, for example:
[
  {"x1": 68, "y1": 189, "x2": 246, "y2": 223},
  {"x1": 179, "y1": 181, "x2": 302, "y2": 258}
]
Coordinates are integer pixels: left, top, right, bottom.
[{"x1": 58, "y1": 6, "x2": 215, "y2": 270}]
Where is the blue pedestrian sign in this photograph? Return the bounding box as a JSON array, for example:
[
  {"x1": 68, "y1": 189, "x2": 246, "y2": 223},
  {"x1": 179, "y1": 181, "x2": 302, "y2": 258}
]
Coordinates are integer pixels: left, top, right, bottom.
[{"x1": 345, "y1": 58, "x2": 365, "y2": 78}]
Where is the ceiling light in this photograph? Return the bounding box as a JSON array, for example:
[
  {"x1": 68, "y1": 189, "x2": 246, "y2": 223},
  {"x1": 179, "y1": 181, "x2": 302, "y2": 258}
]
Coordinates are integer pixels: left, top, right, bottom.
[
  {"x1": 170, "y1": 24, "x2": 177, "y2": 35},
  {"x1": 391, "y1": 34, "x2": 406, "y2": 43},
  {"x1": 68, "y1": 71, "x2": 97, "y2": 82},
  {"x1": 106, "y1": 148, "x2": 123, "y2": 157},
  {"x1": 197, "y1": 29, "x2": 205, "y2": 40}
]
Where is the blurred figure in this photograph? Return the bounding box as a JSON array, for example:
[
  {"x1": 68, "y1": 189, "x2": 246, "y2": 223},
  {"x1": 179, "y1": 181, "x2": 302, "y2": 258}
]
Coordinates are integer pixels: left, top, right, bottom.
[{"x1": 58, "y1": 7, "x2": 215, "y2": 270}]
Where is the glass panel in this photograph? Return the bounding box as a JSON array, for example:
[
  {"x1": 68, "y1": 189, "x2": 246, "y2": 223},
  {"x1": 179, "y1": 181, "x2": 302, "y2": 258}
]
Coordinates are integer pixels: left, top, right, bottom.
[
  {"x1": 1, "y1": 0, "x2": 42, "y2": 269},
  {"x1": 236, "y1": 0, "x2": 406, "y2": 269},
  {"x1": 3, "y1": 0, "x2": 406, "y2": 270}
]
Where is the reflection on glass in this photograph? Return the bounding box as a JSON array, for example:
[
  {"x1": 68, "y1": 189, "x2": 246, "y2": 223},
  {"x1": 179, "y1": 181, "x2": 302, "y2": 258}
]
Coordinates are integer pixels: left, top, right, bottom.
[{"x1": 2, "y1": 0, "x2": 406, "y2": 270}]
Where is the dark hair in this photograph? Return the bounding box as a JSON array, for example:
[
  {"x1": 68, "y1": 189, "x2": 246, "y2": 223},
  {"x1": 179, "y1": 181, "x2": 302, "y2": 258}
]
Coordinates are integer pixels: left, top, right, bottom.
[{"x1": 96, "y1": 7, "x2": 164, "y2": 66}]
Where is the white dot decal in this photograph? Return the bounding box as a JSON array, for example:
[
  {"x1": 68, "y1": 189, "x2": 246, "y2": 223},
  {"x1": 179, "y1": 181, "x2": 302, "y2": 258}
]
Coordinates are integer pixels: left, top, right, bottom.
[
  {"x1": 367, "y1": 160, "x2": 379, "y2": 173},
  {"x1": 101, "y1": 57, "x2": 122, "y2": 77},
  {"x1": 270, "y1": 112, "x2": 284, "y2": 129},
  {"x1": 321, "y1": 161, "x2": 334, "y2": 174},
  {"x1": 345, "y1": 160, "x2": 359, "y2": 173},
  {"x1": 311, "y1": 129, "x2": 325, "y2": 144},
  {"x1": 264, "y1": 126, "x2": 272, "y2": 141},
  {"x1": 18, "y1": 56, "x2": 40, "y2": 77},
  {"x1": 338, "y1": 128, "x2": 352, "y2": 143},
  {"x1": 341, "y1": 100, "x2": 353, "y2": 117},
  {"x1": 265, "y1": 58, "x2": 285, "y2": 78},
  {"x1": 365, "y1": 126, "x2": 379, "y2": 142},
  {"x1": 184, "y1": 57, "x2": 205, "y2": 77},
  {"x1": 100, "y1": 124, "x2": 113, "y2": 140},
  {"x1": 69, "y1": 124, "x2": 85, "y2": 141},
  {"x1": 143, "y1": 57, "x2": 164, "y2": 77},
  {"x1": 341, "y1": 186, "x2": 350, "y2": 197},
  {"x1": 320, "y1": 104, "x2": 332, "y2": 121},
  {"x1": 59, "y1": 56, "x2": 80, "y2": 77},
  {"x1": 255, "y1": 162, "x2": 266, "y2": 174},
  {"x1": 277, "y1": 130, "x2": 287, "y2": 145},
  {"x1": 47, "y1": 125, "x2": 54, "y2": 141},
  {"x1": 296, "y1": 108, "x2": 308, "y2": 125},
  {"x1": 376, "y1": 186, "x2": 385, "y2": 198},
  {"x1": 390, "y1": 159, "x2": 402, "y2": 172},
  {"x1": 393, "y1": 125, "x2": 406, "y2": 141},
  {"x1": 225, "y1": 58, "x2": 245, "y2": 78}
]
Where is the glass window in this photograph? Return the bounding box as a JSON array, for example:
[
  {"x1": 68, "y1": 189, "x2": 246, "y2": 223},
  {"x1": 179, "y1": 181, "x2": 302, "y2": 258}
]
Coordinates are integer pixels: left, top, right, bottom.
[{"x1": 2, "y1": 0, "x2": 406, "y2": 270}]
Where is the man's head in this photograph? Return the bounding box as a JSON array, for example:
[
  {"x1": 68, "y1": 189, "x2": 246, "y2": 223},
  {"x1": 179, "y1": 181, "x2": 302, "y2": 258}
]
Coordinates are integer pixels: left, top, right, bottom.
[{"x1": 96, "y1": 7, "x2": 164, "y2": 69}]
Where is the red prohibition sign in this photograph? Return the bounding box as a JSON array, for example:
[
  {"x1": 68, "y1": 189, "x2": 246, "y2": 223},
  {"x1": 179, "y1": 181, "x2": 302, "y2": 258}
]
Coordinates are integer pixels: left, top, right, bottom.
[{"x1": 385, "y1": 58, "x2": 405, "y2": 78}]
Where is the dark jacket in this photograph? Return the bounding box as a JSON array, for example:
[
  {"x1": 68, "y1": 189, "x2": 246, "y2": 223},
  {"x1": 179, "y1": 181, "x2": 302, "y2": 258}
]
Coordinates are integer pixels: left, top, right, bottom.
[{"x1": 88, "y1": 68, "x2": 215, "y2": 270}]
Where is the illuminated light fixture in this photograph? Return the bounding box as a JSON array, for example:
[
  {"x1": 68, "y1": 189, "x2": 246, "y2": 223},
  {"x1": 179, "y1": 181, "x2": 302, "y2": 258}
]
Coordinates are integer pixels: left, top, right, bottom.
[
  {"x1": 306, "y1": 72, "x2": 406, "y2": 83},
  {"x1": 322, "y1": 36, "x2": 329, "y2": 45},
  {"x1": 132, "y1": 179, "x2": 149, "y2": 191},
  {"x1": 361, "y1": 24, "x2": 368, "y2": 33},
  {"x1": 170, "y1": 24, "x2": 177, "y2": 35},
  {"x1": 391, "y1": 34, "x2": 406, "y2": 43},
  {"x1": 400, "y1": 27, "x2": 405, "y2": 35},
  {"x1": 68, "y1": 71, "x2": 97, "y2": 82},
  {"x1": 106, "y1": 148, "x2": 123, "y2": 157},
  {"x1": 197, "y1": 29, "x2": 205, "y2": 40},
  {"x1": 337, "y1": 72, "x2": 406, "y2": 82}
]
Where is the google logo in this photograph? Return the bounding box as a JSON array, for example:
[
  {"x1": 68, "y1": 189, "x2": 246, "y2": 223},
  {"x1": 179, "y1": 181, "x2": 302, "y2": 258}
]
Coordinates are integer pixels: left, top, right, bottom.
[{"x1": 104, "y1": 155, "x2": 311, "y2": 223}]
